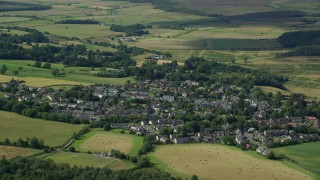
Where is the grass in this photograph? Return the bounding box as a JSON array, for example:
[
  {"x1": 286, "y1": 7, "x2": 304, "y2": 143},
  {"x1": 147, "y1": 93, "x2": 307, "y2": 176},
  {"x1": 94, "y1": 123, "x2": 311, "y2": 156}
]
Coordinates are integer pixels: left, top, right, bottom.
[
  {"x1": 0, "y1": 145, "x2": 41, "y2": 159},
  {"x1": 149, "y1": 144, "x2": 313, "y2": 180},
  {"x1": 273, "y1": 142, "x2": 320, "y2": 177},
  {"x1": 0, "y1": 111, "x2": 83, "y2": 147},
  {"x1": 46, "y1": 152, "x2": 135, "y2": 170},
  {"x1": 133, "y1": 38, "x2": 281, "y2": 50},
  {"x1": 71, "y1": 129, "x2": 143, "y2": 156},
  {"x1": 0, "y1": 60, "x2": 135, "y2": 86}
]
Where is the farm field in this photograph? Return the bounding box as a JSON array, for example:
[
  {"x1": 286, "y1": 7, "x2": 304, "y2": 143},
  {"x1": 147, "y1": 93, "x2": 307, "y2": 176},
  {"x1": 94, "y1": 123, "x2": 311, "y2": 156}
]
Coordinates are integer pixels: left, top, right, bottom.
[
  {"x1": 149, "y1": 144, "x2": 314, "y2": 180},
  {"x1": 0, "y1": 111, "x2": 83, "y2": 147},
  {"x1": 46, "y1": 152, "x2": 135, "y2": 170},
  {"x1": 0, "y1": 60, "x2": 135, "y2": 86},
  {"x1": 273, "y1": 142, "x2": 320, "y2": 176},
  {"x1": 71, "y1": 129, "x2": 143, "y2": 156},
  {"x1": 0, "y1": 145, "x2": 41, "y2": 159}
]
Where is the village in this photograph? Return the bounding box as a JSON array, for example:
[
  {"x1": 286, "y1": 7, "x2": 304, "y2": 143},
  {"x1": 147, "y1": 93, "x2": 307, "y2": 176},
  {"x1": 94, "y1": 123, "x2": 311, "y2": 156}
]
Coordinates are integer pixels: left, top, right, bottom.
[{"x1": 0, "y1": 78, "x2": 319, "y2": 156}]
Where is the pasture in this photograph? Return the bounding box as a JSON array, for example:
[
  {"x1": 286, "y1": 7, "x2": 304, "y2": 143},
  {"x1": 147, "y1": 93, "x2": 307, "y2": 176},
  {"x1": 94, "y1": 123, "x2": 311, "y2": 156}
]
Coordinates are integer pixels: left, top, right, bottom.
[
  {"x1": 0, "y1": 111, "x2": 83, "y2": 147},
  {"x1": 0, "y1": 60, "x2": 135, "y2": 86},
  {"x1": 149, "y1": 144, "x2": 313, "y2": 180},
  {"x1": 71, "y1": 129, "x2": 143, "y2": 156},
  {"x1": 47, "y1": 152, "x2": 135, "y2": 170},
  {"x1": 0, "y1": 145, "x2": 41, "y2": 159},
  {"x1": 273, "y1": 142, "x2": 320, "y2": 176}
]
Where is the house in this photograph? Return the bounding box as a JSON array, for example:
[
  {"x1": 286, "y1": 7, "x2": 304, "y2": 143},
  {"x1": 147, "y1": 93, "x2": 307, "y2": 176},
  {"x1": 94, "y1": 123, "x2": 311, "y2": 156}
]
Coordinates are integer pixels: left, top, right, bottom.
[
  {"x1": 256, "y1": 146, "x2": 270, "y2": 156},
  {"x1": 169, "y1": 134, "x2": 177, "y2": 140},
  {"x1": 291, "y1": 117, "x2": 303, "y2": 123},
  {"x1": 264, "y1": 130, "x2": 288, "y2": 137},
  {"x1": 158, "y1": 136, "x2": 170, "y2": 144},
  {"x1": 173, "y1": 137, "x2": 189, "y2": 144}
]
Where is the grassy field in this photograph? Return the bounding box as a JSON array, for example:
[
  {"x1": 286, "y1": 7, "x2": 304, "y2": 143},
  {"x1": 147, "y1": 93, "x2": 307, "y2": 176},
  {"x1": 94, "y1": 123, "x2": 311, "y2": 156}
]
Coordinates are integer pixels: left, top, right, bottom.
[
  {"x1": 0, "y1": 145, "x2": 41, "y2": 159},
  {"x1": 71, "y1": 129, "x2": 143, "y2": 156},
  {"x1": 0, "y1": 111, "x2": 83, "y2": 147},
  {"x1": 0, "y1": 60, "x2": 135, "y2": 86},
  {"x1": 273, "y1": 142, "x2": 320, "y2": 176},
  {"x1": 149, "y1": 144, "x2": 314, "y2": 180},
  {"x1": 46, "y1": 152, "x2": 135, "y2": 170}
]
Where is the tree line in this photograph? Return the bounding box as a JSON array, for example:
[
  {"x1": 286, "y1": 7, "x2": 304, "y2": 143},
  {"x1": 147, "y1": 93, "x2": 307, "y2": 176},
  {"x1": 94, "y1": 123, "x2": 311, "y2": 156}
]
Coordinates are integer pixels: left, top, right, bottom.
[
  {"x1": 0, "y1": 157, "x2": 175, "y2": 180},
  {"x1": 0, "y1": 1, "x2": 51, "y2": 12},
  {"x1": 110, "y1": 24, "x2": 150, "y2": 36},
  {"x1": 56, "y1": 19, "x2": 100, "y2": 24},
  {"x1": 278, "y1": 30, "x2": 320, "y2": 47}
]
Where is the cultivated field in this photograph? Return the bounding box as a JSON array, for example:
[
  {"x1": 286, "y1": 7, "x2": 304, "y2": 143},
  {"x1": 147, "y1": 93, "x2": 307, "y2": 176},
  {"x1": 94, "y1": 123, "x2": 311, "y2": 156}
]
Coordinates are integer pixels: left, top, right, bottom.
[
  {"x1": 47, "y1": 152, "x2": 135, "y2": 170},
  {"x1": 273, "y1": 142, "x2": 320, "y2": 176},
  {"x1": 71, "y1": 129, "x2": 143, "y2": 156},
  {"x1": 0, "y1": 111, "x2": 83, "y2": 147},
  {"x1": 149, "y1": 144, "x2": 313, "y2": 180},
  {"x1": 0, "y1": 145, "x2": 41, "y2": 159}
]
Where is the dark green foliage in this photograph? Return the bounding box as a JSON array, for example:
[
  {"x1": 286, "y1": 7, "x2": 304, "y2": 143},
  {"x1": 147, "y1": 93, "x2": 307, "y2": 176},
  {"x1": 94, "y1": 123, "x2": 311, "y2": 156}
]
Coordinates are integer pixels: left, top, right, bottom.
[
  {"x1": 281, "y1": 45, "x2": 320, "y2": 56},
  {"x1": 0, "y1": 65, "x2": 7, "y2": 74},
  {"x1": 0, "y1": 1, "x2": 51, "y2": 12},
  {"x1": 103, "y1": 123, "x2": 111, "y2": 131},
  {"x1": 0, "y1": 137, "x2": 45, "y2": 149},
  {"x1": 135, "y1": 57, "x2": 287, "y2": 89},
  {"x1": 110, "y1": 24, "x2": 150, "y2": 36},
  {"x1": 68, "y1": 146, "x2": 76, "y2": 152},
  {"x1": 0, "y1": 157, "x2": 173, "y2": 179},
  {"x1": 56, "y1": 19, "x2": 100, "y2": 24},
  {"x1": 139, "y1": 135, "x2": 155, "y2": 155},
  {"x1": 278, "y1": 30, "x2": 320, "y2": 47}
]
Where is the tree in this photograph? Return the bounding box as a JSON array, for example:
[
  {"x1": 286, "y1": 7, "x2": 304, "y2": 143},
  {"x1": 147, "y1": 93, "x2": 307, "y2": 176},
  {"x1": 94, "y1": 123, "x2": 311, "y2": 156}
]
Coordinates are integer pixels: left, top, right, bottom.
[
  {"x1": 191, "y1": 175, "x2": 198, "y2": 180},
  {"x1": 12, "y1": 70, "x2": 19, "y2": 76},
  {"x1": 0, "y1": 65, "x2": 8, "y2": 74},
  {"x1": 68, "y1": 146, "x2": 75, "y2": 152},
  {"x1": 18, "y1": 66, "x2": 23, "y2": 71},
  {"x1": 52, "y1": 69, "x2": 59, "y2": 76},
  {"x1": 33, "y1": 61, "x2": 41, "y2": 68},
  {"x1": 103, "y1": 123, "x2": 111, "y2": 131},
  {"x1": 42, "y1": 63, "x2": 51, "y2": 69}
]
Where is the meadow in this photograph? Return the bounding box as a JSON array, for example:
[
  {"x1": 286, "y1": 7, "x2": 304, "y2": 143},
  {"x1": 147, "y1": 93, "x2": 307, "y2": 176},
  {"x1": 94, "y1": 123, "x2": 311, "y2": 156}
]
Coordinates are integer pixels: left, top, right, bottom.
[
  {"x1": 273, "y1": 142, "x2": 320, "y2": 176},
  {"x1": 149, "y1": 144, "x2": 314, "y2": 180},
  {"x1": 0, "y1": 145, "x2": 41, "y2": 159},
  {"x1": 71, "y1": 129, "x2": 143, "y2": 156},
  {"x1": 0, "y1": 111, "x2": 83, "y2": 147},
  {"x1": 0, "y1": 60, "x2": 135, "y2": 86},
  {"x1": 46, "y1": 152, "x2": 135, "y2": 170}
]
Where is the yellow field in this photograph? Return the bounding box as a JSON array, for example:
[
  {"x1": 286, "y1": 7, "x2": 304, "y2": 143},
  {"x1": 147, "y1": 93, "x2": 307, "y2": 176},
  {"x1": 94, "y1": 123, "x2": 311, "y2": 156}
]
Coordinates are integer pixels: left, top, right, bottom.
[
  {"x1": 150, "y1": 144, "x2": 312, "y2": 180},
  {"x1": 77, "y1": 132, "x2": 134, "y2": 154},
  {"x1": 0, "y1": 75, "x2": 89, "y2": 87},
  {"x1": 0, "y1": 145, "x2": 41, "y2": 159},
  {"x1": 71, "y1": 130, "x2": 143, "y2": 156}
]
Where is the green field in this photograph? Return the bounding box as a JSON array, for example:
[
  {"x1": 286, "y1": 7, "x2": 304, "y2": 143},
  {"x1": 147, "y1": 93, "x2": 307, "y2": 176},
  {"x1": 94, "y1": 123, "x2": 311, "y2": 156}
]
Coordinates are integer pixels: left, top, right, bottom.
[
  {"x1": 149, "y1": 144, "x2": 314, "y2": 180},
  {"x1": 0, "y1": 145, "x2": 41, "y2": 159},
  {"x1": 0, "y1": 60, "x2": 135, "y2": 86},
  {"x1": 71, "y1": 129, "x2": 143, "y2": 156},
  {"x1": 46, "y1": 152, "x2": 135, "y2": 170},
  {"x1": 0, "y1": 111, "x2": 83, "y2": 147},
  {"x1": 273, "y1": 142, "x2": 320, "y2": 176}
]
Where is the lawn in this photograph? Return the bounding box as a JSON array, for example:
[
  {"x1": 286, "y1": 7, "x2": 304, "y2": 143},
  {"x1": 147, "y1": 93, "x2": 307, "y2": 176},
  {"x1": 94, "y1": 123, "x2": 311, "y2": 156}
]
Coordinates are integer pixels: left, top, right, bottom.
[
  {"x1": 273, "y1": 142, "x2": 320, "y2": 176},
  {"x1": 71, "y1": 129, "x2": 143, "y2": 156},
  {"x1": 0, "y1": 145, "x2": 41, "y2": 159},
  {"x1": 149, "y1": 144, "x2": 313, "y2": 180},
  {"x1": 47, "y1": 152, "x2": 135, "y2": 170},
  {"x1": 0, "y1": 111, "x2": 83, "y2": 147}
]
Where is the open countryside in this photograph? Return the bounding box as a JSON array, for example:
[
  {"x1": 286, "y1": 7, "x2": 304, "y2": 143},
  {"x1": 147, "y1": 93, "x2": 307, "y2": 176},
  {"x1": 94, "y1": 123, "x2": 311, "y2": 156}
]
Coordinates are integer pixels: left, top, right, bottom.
[{"x1": 0, "y1": 0, "x2": 320, "y2": 179}]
